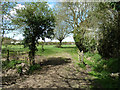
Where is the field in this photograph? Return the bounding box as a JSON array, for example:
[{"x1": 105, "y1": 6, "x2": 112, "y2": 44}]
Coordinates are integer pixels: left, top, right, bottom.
[
  {"x1": 1, "y1": 45, "x2": 119, "y2": 88},
  {"x1": 2, "y1": 45, "x2": 78, "y2": 61}
]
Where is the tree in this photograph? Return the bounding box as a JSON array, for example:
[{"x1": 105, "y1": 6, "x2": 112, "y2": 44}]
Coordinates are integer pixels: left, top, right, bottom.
[
  {"x1": 58, "y1": 2, "x2": 94, "y2": 51},
  {"x1": 53, "y1": 3, "x2": 72, "y2": 48},
  {"x1": 0, "y1": 2, "x2": 17, "y2": 61},
  {"x1": 89, "y1": 2, "x2": 120, "y2": 80},
  {"x1": 1, "y1": 2, "x2": 17, "y2": 42},
  {"x1": 56, "y1": 2, "x2": 94, "y2": 64},
  {"x1": 54, "y1": 21, "x2": 70, "y2": 48},
  {"x1": 12, "y1": 2, "x2": 55, "y2": 65},
  {"x1": 89, "y1": 2, "x2": 120, "y2": 58}
]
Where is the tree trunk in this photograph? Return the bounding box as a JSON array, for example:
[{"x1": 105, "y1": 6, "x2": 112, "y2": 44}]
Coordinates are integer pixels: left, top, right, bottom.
[
  {"x1": 29, "y1": 40, "x2": 36, "y2": 66},
  {"x1": 29, "y1": 51, "x2": 35, "y2": 66},
  {"x1": 32, "y1": 50, "x2": 35, "y2": 65},
  {"x1": 0, "y1": 9, "x2": 4, "y2": 61},
  {"x1": 1, "y1": 10, "x2": 5, "y2": 43},
  {"x1": 59, "y1": 40, "x2": 62, "y2": 48},
  {"x1": 0, "y1": 35, "x2": 2, "y2": 62}
]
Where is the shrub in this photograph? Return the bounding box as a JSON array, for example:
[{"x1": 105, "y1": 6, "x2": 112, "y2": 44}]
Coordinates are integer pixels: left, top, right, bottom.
[
  {"x1": 2, "y1": 60, "x2": 23, "y2": 69},
  {"x1": 74, "y1": 28, "x2": 97, "y2": 53},
  {"x1": 17, "y1": 66, "x2": 22, "y2": 75},
  {"x1": 77, "y1": 63, "x2": 86, "y2": 69},
  {"x1": 28, "y1": 64, "x2": 42, "y2": 73}
]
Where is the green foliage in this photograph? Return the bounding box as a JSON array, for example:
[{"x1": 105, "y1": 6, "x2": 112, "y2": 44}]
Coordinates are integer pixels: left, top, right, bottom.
[
  {"x1": 2, "y1": 60, "x2": 23, "y2": 69},
  {"x1": 2, "y1": 44, "x2": 77, "y2": 60},
  {"x1": 28, "y1": 64, "x2": 42, "y2": 73},
  {"x1": 110, "y1": 2, "x2": 120, "y2": 11},
  {"x1": 77, "y1": 63, "x2": 86, "y2": 69},
  {"x1": 89, "y1": 70, "x2": 119, "y2": 88},
  {"x1": 89, "y1": 2, "x2": 120, "y2": 58},
  {"x1": 94, "y1": 77, "x2": 119, "y2": 88},
  {"x1": 2, "y1": 45, "x2": 29, "y2": 58},
  {"x1": 54, "y1": 6, "x2": 71, "y2": 47},
  {"x1": 98, "y1": 25, "x2": 120, "y2": 58},
  {"x1": 84, "y1": 52, "x2": 119, "y2": 73},
  {"x1": 2, "y1": 2, "x2": 17, "y2": 15},
  {"x1": 17, "y1": 66, "x2": 22, "y2": 74},
  {"x1": 1, "y1": 2, "x2": 17, "y2": 42},
  {"x1": 74, "y1": 29, "x2": 87, "y2": 52},
  {"x1": 74, "y1": 28, "x2": 97, "y2": 53},
  {"x1": 83, "y1": 36, "x2": 97, "y2": 52},
  {"x1": 105, "y1": 58, "x2": 119, "y2": 73},
  {"x1": 57, "y1": 2, "x2": 94, "y2": 52},
  {"x1": 36, "y1": 45, "x2": 77, "y2": 56},
  {"x1": 82, "y1": 52, "x2": 119, "y2": 88},
  {"x1": 12, "y1": 2, "x2": 55, "y2": 65}
]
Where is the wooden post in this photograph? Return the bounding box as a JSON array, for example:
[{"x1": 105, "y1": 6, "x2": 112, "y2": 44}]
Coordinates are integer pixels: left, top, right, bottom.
[
  {"x1": 78, "y1": 50, "x2": 85, "y2": 65},
  {"x1": 7, "y1": 49, "x2": 9, "y2": 61},
  {"x1": 81, "y1": 50, "x2": 84, "y2": 63},
  {"x1": 78, "y1": 49, "x2": 81, "y2": 62}
]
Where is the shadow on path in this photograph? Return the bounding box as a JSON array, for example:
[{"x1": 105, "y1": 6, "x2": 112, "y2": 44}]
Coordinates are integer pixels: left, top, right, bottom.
[
  {"x1": 2, "y1": 75, "x2": 19, "y2": 87},
  {"x1": 2, "y1": 56, "x2": 92, "y2": 88},
  {"x1": 40, "y1": 57, "x2": 71, "y2": 66}
]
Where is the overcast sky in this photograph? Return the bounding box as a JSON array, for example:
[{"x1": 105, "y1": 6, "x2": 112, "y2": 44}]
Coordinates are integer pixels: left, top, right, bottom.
[{"x1": 5, "y1": 2, "x2": 74, "y2": 42}]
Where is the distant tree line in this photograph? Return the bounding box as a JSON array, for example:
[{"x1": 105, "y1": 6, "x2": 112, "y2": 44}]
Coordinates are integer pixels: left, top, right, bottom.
[{"x1": 39, "y1": 42, "x2": 75, "y2": 45}]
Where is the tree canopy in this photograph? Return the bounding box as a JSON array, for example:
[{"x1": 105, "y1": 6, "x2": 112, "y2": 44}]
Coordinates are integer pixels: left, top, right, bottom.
[
  {"x1": 1, "y1": 2, "x2": 17, "y2": 42},
  {"x1": 54, "y1": 3, "x2": 72, "y2": 47},
  {"x1": 12, "y1": 2, "x2": 55, "y2": 65}
]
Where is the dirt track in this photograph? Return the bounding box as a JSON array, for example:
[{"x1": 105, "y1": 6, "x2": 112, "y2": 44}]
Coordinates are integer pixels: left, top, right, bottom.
[{"x1": 2, "y1": 53, "x2": 92, "y2": 88}]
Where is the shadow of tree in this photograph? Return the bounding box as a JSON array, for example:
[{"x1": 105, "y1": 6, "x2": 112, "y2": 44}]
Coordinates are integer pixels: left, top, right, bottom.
[
  {"x1": 90, "y1": 76, "x2": 120, "y2": 88},
  {"x1": 40, "y1": 57, "x2": 71, "y2": 66},
  {"x1": 2, "y1": 75, "x2": 19, "y2": 87}
]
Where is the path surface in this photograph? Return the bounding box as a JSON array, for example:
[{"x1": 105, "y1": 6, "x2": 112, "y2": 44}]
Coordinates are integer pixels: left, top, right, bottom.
[{"x1": 2, "y1": 53, "x2": 92, "y2": 88}]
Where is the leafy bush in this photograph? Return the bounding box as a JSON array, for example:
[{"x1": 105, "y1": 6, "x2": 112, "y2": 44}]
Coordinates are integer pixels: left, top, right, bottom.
[
  {"x1": 73, "y1": 29, "x2": 87, "y2": 52},
  {"x1": 93, "y1": 58, "x2": 120, "y2": 73},
  {"x1": 83, "y1": 52, "x2": 119, "y2": 74},
  {"x1": 74, "y1": 28, "x2": 97, "y2": 52},
  {"x1": 83, "y1": 36, "x2": 97, "y2": 52},
  {"x1": 86, "y1": 53, "x2": 119, "y2": 88},
  {"x1": 17, "y1": 66, "x2": 22, "y2": 75},
  {"x1": 77, "y1": 63, "x2": 86, "y2": 69},
  {"x1": 105, "y1": 58, "x2": 120, "y2": 73},
  {"x1": 97, "y1": 8, "x2": 120, "y2": 58},
  {"x1": 2, "y1": 60, "x2": 23, "y2": 69},
  {"x1": 28, "y1": 64, "x2": 42, "y2": 73}
]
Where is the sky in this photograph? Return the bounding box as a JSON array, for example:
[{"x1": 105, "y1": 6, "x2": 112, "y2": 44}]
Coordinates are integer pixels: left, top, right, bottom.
[
  {"x1": 5, "y1": 2, "x2": 75, "y2": 42},
  {"x1": 2, "y1": 0, "x2": 118, "y2": 2}
]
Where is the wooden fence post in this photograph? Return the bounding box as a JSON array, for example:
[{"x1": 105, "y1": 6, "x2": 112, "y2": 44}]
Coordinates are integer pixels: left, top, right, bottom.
[{"x1": 7, "y1": 49, "x2": 9, "y2": 61}]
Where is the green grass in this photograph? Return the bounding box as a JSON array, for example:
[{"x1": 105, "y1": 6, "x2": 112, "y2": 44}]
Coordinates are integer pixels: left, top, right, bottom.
[
  {"x1": 2, "y1": 45, "x2": 29, "y2": 58},
  {"x1": 2, "y1": 45, "x2": 29, "y2": 52},
  {"x1": 2, "y1": 44, "x2": 77, "y2": 58},
  {"x1": 36, "y1": 45, "x2": 78, "y2": 59}
]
